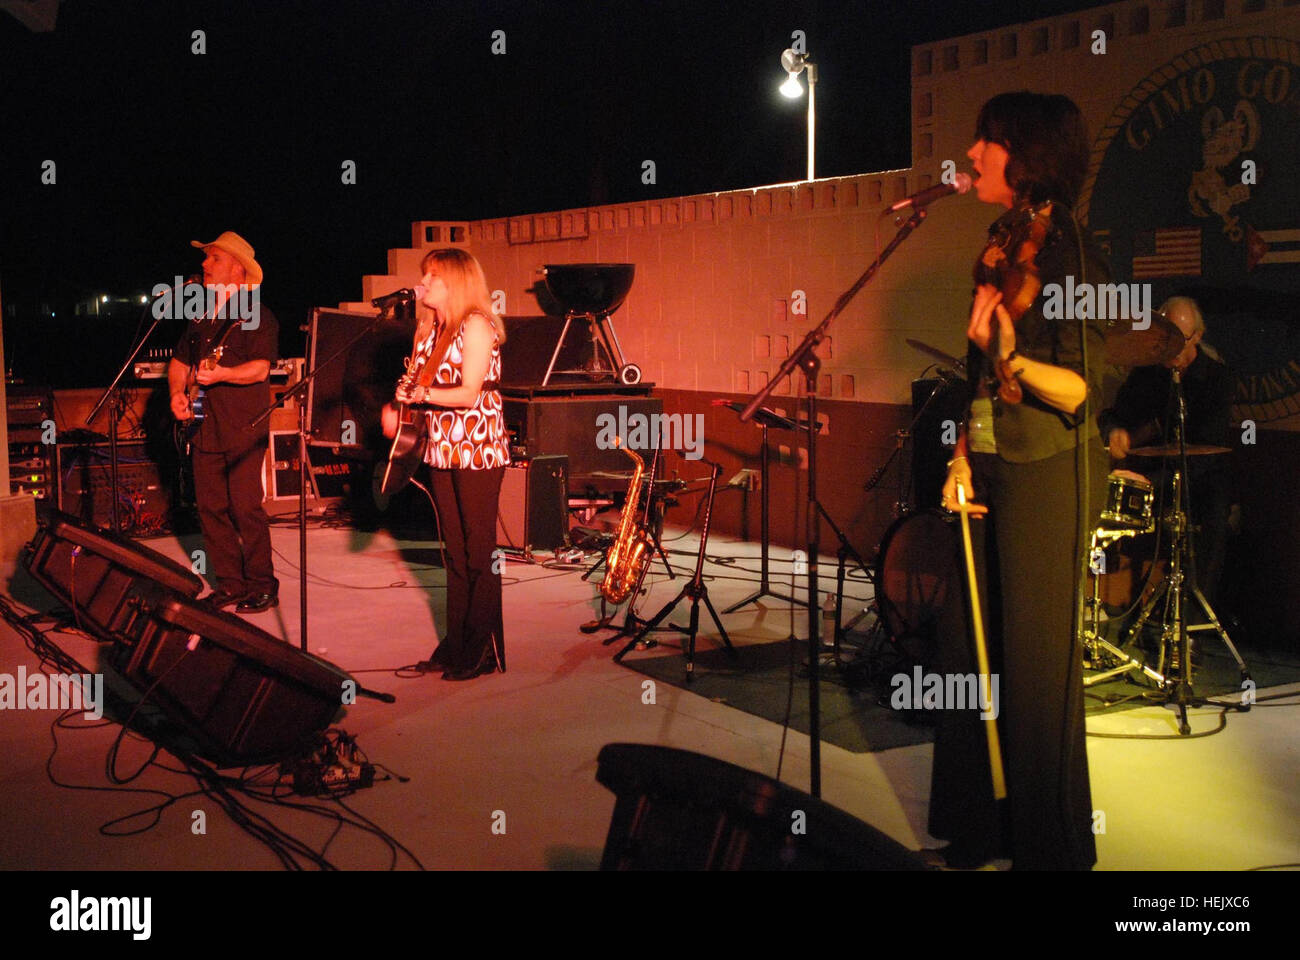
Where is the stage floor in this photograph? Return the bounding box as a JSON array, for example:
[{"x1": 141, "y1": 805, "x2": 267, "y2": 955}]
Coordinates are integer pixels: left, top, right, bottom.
[{"x1": 1, "y1": 519, "x2": 1296, "y2": 871}]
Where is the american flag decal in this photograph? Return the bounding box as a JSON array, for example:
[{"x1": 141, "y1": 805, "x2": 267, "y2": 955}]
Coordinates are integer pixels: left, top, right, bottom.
[{"x1": 1131, "y1": 227, "x2": 1201, "y2": 278}]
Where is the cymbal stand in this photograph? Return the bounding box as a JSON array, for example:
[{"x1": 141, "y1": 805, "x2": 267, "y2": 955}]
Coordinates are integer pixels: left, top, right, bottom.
[
  {"x1": 615, "y1": 461, "x2": 736, "y2": 681},
  {"x1": 818, "y1": 501, "x2": 875, "y2": 666},
  {"x1": 1081, "y1": 526, "x2": 1165, "y2": 687},
  {"x1": 1122, "y1": 371, "x2": 1250, "y2": 733}
]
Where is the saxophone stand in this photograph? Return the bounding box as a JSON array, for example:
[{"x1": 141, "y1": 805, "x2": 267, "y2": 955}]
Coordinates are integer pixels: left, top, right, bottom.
[
  {"x1": 1121, "y1": 371, "x2": 1250, "y2": 734},
  {"x1": 581, "y1": 488, "x2": 675, "y2": 584},
  {"x1": 718, "y1": 402, "x2": 807, "y2": 613},
  {"x1": 584, "y1": 445, "x2": 669, "y2": 636},
  {"x1": 614, "y1": 461, "x2": 736, "y2": 681}
]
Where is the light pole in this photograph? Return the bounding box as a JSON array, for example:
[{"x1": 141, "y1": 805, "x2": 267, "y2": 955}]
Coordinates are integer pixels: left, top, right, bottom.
[{"x1": 780, "y1": 48, "x2": 817, "y2": 181}]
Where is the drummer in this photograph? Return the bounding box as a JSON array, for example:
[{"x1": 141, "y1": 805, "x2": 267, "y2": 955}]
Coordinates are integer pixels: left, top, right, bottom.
[{"x1": 1099, "y1": 296, "x2": 1236, "y2": 606}]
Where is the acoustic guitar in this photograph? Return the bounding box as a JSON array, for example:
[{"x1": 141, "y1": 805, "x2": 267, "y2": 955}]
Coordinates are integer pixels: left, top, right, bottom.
[{"x1": 379, "y1": 345, "x2": 440, "y2": 496}]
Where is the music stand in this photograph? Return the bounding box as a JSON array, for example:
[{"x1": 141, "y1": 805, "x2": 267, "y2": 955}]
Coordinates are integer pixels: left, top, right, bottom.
[{"x1": 719, "y1": 402, "x2": 809, "y2": 613}]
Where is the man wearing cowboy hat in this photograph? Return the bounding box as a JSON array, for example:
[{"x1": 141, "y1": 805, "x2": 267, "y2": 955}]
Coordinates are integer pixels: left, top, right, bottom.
[{"x1": 168, "y1": 231, "x2": 280, "y2": 613}]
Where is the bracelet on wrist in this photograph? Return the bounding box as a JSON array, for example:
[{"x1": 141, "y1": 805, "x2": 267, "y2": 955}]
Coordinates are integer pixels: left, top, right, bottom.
[{"x1": 946, "y1": 455, "x2": 968, "y2": 469}]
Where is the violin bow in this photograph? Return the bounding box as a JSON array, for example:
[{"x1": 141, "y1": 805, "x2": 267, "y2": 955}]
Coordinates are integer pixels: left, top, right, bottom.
[{"x1": 955, "y1": 481, "x2": 1007, "y2": 800}]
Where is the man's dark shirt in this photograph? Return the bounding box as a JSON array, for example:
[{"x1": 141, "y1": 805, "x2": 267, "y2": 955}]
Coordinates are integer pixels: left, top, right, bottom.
[
  {"x1": 1100, "y1": 348, "x2": 1234, "y2": 463},
  {"x1": 173, "y1": 298, "x2": 279, "y2": 453}
]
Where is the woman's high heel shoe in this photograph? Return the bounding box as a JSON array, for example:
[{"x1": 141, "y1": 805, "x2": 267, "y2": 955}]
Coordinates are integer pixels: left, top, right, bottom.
[{"x1": 442, "y1": 642, "x2": 499, "y2": 681}]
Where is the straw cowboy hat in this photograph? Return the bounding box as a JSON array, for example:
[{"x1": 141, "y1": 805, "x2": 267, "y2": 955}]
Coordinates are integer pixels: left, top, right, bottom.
[{"x1": 191, "y1": 231, "x2": 263, "y2": 286}]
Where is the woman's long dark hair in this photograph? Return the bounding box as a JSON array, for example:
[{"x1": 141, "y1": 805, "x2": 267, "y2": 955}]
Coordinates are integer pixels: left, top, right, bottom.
[{"x1": 975, "y1": 91, "x2": 1089, "y2": 207}]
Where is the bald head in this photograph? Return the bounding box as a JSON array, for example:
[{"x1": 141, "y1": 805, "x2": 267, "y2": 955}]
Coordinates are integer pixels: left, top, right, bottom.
[{"x1": 1159, "y1": 296, "x2": 1204, "y2": 370}]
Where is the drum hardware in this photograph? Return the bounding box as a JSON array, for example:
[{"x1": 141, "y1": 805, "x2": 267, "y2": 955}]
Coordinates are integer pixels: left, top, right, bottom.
[
  {"x1": 1112, "y1": 371, "x2": 1250, "y2": 733},
  {"x1": 613, "y1": 460, "x2": 737, "y2": 680},
  {"x1": 1081, "y1": 525, "x2": 1166, "y2": 688},
  {"x1": 716, "y1": 401, "x2": 809, "y2": 614}
]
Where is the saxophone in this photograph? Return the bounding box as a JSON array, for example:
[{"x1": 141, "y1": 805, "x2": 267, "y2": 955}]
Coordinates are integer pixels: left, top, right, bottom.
[{"x1": 600, "y1": 440, "x2": 654, "y2": 604}]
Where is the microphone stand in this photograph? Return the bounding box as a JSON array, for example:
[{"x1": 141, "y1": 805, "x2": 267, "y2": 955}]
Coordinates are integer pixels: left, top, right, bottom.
[
  {"x1": 736, "y1": 205, "x2": 931, "y2": 798},
  {"x1": 249, "y1": 305, "x2": 400, "y2": 652}
]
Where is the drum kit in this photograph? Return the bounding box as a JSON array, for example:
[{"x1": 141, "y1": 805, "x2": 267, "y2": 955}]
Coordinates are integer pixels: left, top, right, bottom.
[{"x1": 863, "y1": 313, "x2": 1251, "y2": 733}]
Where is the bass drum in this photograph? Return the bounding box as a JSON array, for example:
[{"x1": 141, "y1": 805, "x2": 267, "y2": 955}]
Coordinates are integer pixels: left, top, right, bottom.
[{"x1": 874, "y1": 510, "x2": 960, "y2": 669}]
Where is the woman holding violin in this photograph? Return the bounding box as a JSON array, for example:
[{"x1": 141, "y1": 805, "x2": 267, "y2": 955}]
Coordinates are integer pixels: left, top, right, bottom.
[{"x1": 928, "y1": 92, "x2": 1108, "y2": 870}]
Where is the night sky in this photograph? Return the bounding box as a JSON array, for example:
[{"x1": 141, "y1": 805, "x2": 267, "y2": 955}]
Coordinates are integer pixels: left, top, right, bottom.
[{"x1": 2, "y1": 0, "x2": 1105, "y2": 385}]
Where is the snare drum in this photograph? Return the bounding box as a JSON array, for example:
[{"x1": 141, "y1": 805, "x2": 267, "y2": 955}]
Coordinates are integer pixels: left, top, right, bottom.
[{"x1": 1100, "y1": 470, "x2": 1154, "y2": 531}]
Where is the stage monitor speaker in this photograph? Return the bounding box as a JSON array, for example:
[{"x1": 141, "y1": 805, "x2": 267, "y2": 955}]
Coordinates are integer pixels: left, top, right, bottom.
[
  {"x1": 910, "y1": 378, "x2": 968, "y2": 512},
  {"x1": 504, "y1": 396, "x2": 662, "y2": 480},
  {"x1": 595, "y1": 744, "x2": 929, "y2": 871},
  {"x1": 55, "y1": 440, "x2": 172, "y2": 534},
  {"x1": 496, "y1": 455, "x2": 569, "y2": 552},
  {"x1": 113, "y1": 582, "x2": 352, "y2": 766},
  {"x1": 24, "y1": 510, "x2": 204, "y2": 640},
  {"x1": 306, "y1": 308, "x2": 414, "y2": 451}
]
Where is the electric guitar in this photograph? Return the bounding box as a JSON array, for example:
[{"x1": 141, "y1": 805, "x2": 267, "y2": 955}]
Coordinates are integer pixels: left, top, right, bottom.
[{"x1": 175, "y1": 313, "x2": 248, "y2": 452}]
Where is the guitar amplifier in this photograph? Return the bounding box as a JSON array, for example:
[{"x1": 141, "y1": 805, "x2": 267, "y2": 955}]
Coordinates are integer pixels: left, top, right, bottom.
[{"x1": 496, "y1": 456, "x2": 569, "y2": 553}]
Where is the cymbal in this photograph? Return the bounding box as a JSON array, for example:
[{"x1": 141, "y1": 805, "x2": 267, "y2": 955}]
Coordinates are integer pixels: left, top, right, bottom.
[
  {"x1": 1104, "y1": 314, "x2": 1184, "y2": 367},
  {"x1": 1128, "y1": 444, "x2": 1231, "y2": 457},
  {"x1": 905, "y1": 338, "x2": 965, "y2": 372}
]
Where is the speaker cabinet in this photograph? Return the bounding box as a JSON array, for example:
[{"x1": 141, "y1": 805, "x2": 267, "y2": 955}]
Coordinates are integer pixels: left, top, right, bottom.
[
  {"x1": 496, "y1": 456, "x2": 569, "y2": 552},
  {"x1": 306, "y1": 308, "x2": 414, "y2": 451},
  {"x1": 113, "y1": 583, "x2": 351, "y2": 766},
  {"x1": 504, "y1": 396, "x2": 662, "y2": 481},
  {"x1": 25, "y1": 510, "x2": 204, "y2": 639},
  {"x1": 596, "y1": 744, "x2": 928, "y2": 871}
]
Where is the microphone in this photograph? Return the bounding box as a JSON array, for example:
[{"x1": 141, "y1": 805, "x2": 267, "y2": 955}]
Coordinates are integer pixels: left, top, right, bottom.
[
  {"x1": 372, "y1": 286, "x2": 426, "y2": 308},
  {"x1": 888, "y1": 173, "x2": 972, "y2": 212}
]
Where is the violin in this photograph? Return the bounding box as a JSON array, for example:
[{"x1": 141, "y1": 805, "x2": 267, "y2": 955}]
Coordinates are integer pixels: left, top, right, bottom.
[{"x1": 973, "y1": 199, "x2": 1057, "y2": 405}]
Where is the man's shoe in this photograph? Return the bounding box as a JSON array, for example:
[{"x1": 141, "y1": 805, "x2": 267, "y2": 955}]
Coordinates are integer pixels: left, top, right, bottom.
[
  {"x1": 236, "y1": 592, "x2": 279, "y2": 613},
  {"x1": 204, "y1": 589, "x2": 247, "y2": 610}
]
